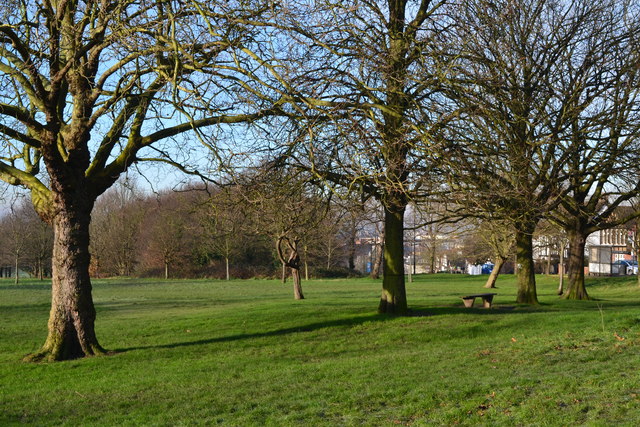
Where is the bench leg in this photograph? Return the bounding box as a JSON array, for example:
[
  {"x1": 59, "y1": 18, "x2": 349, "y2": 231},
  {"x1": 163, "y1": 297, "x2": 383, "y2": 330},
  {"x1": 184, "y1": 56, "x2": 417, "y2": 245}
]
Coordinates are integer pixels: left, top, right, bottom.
[
  {"x1": 463, "y1": 298, "x2": 475, "y2": 308},
  {"x1": 482, "y1": 296, "x2": 494, "y2": 308}
]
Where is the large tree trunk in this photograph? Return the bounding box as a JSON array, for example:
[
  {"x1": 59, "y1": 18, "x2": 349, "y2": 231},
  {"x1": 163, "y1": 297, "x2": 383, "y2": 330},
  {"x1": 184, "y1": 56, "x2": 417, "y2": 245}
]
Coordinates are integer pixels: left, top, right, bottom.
[
  {"x1": 563, "y1": 227, "x2": 590, "y2": 300},
  {"x1": 378, "y1": 204, "x2": 407, "y2": 315},
  {"x1": 484, "y1": 256, "x2": 505, "y2": 289},
  {"x1": 515, "y1": 222, "x2": 538, "y2": 304},
  {"x1": 26, "y1": 204, "x2": 105, "y2": 362}
]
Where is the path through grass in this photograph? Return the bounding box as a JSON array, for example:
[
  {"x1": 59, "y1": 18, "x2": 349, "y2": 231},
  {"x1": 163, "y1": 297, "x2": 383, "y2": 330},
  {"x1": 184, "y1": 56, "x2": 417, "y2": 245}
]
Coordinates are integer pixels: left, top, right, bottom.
[{"x1": 1, "y1": 274, "x2": 640, "y2": 425}]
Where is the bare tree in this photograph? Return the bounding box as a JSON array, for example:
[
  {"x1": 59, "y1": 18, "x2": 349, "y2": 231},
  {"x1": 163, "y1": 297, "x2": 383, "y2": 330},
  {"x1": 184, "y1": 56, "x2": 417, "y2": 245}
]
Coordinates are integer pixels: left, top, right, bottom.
[
  {"x1": 238, "y1": 165, "x2": 330, "y2": 299},
  {"x1": 27, "y1": 216, "x2": 53, "y2": 280},
  {"x1": 548, "y1": 1, "x2": 640, "y2": 300},
  {"x1": 438, "y1": 0, "x2": 634, "y2": 303},
  {"x1": 619, "y1": 191, "x2": 640, "y2": 287},
  {"x1": 410, "y1": 202, "x2": 466, "y2": 275},
  {"x1": 479, "y1": 221, "x2": 515, "y2": 289},
  {"x1": 91, "y1": 179, "x2": 145, "y2": 277},
  {"x1": 192, "y1": 186, "x2": 248, "y2": 281},
  {"x1": 0, "y1": 199, "x2": 33, "y2": 284},
  {"x1": 312, "y1": 210, "x2": 348, "y2": 271},
  {"x1": 20, "y1": 200, "x2": 53, "y2": 280},
  {"x1": 138, "y1": 192, "x2": 190, "y2": 280},
  {"x1": 273, "y1": 0, "x2": 448, "y2": 314},
  {"x1": 276, "y1": 236, "x2": 304, "y2": 300},
  {"x1": 0, "y1": 1, "x2": 286, "y2": 361}
]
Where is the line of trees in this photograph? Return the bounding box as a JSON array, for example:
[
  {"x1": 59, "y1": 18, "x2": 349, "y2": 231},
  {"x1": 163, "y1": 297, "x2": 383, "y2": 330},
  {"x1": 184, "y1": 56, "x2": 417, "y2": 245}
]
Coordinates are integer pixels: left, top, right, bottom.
[
  {"x1": 1, "y1": 178, "x2": 377, "y2": 281},
  {"x1": 0, "y1": 198, "x2": 53, "y2": 282},
  {"x1": 2, "y1": 0, "x2": 640, "y2": 360}
]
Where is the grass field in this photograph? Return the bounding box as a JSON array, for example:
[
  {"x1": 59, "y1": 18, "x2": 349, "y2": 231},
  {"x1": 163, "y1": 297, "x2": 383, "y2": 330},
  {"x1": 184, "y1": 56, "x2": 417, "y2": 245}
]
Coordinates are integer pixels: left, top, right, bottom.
[{"x1": 1, "y1": 274, "x2": 640, "y2": 426}]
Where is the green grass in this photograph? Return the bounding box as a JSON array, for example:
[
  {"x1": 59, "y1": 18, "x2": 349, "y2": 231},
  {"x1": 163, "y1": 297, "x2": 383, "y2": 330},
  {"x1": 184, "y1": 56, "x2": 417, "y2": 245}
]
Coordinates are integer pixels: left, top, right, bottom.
[{"x1": 2, "y1": 274, "x2": 640, "y2": 426}]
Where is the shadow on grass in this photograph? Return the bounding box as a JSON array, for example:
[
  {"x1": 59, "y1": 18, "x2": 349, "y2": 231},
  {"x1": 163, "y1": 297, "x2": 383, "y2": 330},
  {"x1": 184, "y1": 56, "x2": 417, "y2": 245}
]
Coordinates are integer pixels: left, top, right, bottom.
[
  {"x1": 115, "y1": 294, "x2": 640, "y2": 354},
  {"x1": 115, "y1": 313, "x2": 394, "y2": 353},
  {"x1": 408, "y1": 306, "x2": 519, "y2": 317},
  {"x1": 113, "y1": 303, "x2": 562, "y2": 353},
  {"x1": 410, "y1": 296, "x2": 640, "y2": 316}
]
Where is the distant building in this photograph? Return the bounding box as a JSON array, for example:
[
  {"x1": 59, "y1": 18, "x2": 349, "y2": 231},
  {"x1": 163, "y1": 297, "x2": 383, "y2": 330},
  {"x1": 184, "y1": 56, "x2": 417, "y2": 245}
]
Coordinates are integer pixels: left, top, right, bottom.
[
  {"x1": 532, "y1": 234, "x2": 564, "y2": 274},
  {"x1": 353, "y1": 226, "x2": 466, "y2": 275},
  {"x1": 587, "y1": 227, "x2": 635, "y2": 276},
  {"x1": 532, "y1": 225, "x2": 637, "y2": 277}
]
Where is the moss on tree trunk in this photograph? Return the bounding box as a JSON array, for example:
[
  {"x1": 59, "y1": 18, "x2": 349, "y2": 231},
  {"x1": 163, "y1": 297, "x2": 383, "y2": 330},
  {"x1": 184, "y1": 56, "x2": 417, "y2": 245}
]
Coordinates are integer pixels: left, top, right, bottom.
[
  {"x1": 378, "y1": 204, "x2": 407, "y2": 315},
  {"x1": 515, "y1": 224, "x2": 538, "y2": 304},
  {"x1": 25, "y1": 204, "x2": 105, "y2": 362}
]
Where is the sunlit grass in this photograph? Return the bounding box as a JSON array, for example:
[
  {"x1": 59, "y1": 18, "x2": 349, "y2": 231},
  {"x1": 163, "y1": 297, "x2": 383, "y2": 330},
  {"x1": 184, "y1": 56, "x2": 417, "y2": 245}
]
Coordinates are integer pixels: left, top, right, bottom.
[{"x1": 1, "y1": 274, "x2": 639, "y2": 425}]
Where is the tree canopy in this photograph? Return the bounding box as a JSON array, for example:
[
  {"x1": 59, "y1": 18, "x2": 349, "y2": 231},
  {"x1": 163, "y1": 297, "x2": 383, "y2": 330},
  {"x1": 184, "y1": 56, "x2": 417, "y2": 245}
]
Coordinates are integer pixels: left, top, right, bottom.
[{"x1": 0, "y1": 0, "x2": 287, "y2": 361}]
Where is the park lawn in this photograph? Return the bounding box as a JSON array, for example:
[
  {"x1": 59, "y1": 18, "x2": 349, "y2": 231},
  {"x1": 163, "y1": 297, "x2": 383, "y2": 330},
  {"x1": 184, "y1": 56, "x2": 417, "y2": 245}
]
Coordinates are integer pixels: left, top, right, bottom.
[{"x1": 1, "y1": 274, "x2": 640, "y2": 426}]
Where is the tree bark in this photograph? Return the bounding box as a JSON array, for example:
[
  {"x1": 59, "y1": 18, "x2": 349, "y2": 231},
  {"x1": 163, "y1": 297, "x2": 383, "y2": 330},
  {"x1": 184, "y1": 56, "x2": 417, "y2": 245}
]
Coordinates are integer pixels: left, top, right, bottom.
[
  {"x1": 25, "y1": 203, "x2": 105, "y2": 362},
  {"x1": 515, "y1": 223, "x2": 538, "y2": 304},
  {"x1": 563, "y1": 227, "x2": 590, "y2": 300},
  {"x1": 292, "y1": 267, "x2": 303, "y2": 300},
  {"x1": 225, "y1": 256, "x2": 230, "y2": 281},
  {"x1": 484, "y1": 256, "x2": 505, "y2": 289},
  {"x1": 277, "y1": 236, "x2": 304, "y2": 300},
  {"x1": 378, "y1": 204, "x2": 407, "y2": 315}
]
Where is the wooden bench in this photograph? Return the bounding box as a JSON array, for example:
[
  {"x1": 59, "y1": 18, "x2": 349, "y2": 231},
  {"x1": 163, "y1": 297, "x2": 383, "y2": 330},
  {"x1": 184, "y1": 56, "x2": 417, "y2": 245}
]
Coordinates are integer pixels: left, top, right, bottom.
[{"x1": 461, "y1": 293, "x2": 497, "y2": 308}]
